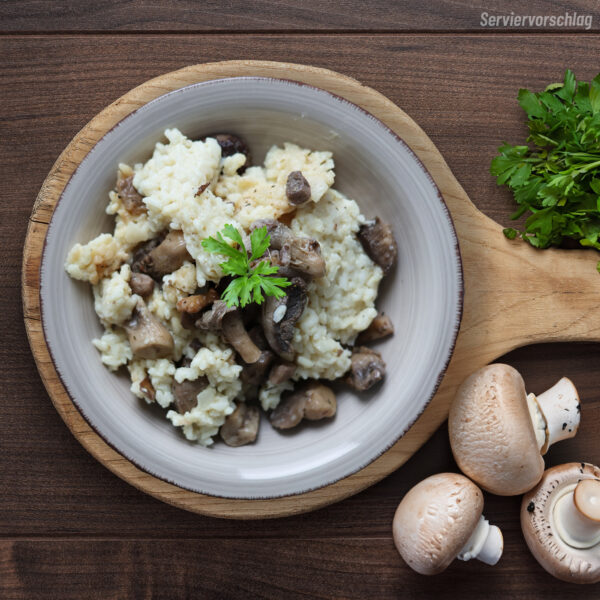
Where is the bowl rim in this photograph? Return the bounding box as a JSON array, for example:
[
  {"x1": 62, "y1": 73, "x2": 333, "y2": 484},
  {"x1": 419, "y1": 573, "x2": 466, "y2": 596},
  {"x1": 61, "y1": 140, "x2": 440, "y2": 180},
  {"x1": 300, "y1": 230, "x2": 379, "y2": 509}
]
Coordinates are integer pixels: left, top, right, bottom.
[{"x1": 39, "y1": 75, "x2": 464, "y2": 499}]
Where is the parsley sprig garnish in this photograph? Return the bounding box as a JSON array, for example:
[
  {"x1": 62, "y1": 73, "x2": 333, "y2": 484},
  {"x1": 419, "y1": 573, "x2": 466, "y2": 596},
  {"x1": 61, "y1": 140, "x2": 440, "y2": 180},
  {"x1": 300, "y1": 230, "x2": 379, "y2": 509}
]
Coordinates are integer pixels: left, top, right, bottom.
[
  {"x1": 201, "y1": 224, "x2": 291, "y2": 308},
  {"x1": 491, "y1": 69, "x2": 600, "y2": 267}
]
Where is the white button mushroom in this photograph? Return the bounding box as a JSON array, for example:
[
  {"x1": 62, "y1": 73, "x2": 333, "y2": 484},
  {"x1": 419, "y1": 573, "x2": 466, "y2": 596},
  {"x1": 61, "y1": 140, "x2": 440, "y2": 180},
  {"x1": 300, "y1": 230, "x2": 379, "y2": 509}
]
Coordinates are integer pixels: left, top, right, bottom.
[
  {"x1": 521, "y1": 462, "x2": 600, "y2": 584},
  {"x1": 392, "y1": 473, "x2": 503, "y2": 575},
  {"x1": 448, "y1": 364, "x2": 580, "y2": 495}
]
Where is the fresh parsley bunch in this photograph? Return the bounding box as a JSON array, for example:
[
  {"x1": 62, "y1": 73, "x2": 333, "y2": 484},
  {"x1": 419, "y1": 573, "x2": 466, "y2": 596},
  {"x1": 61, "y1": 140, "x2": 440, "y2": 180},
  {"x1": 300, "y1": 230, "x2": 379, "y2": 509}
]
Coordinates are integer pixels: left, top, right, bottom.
[
  {"x1": 491, "y1": 69, "x2": 600, "y2": 263},
  {"x1": 201, "y1": 224, "x2": 291, "y2": 308}
]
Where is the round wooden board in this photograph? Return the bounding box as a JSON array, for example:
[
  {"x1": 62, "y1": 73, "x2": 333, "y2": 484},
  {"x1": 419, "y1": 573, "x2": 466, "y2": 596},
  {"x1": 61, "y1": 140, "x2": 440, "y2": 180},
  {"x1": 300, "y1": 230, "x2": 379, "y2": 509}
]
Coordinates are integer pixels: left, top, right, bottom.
[{"x1": 22, "y1": 60, "x2": 600, "y2": 519}]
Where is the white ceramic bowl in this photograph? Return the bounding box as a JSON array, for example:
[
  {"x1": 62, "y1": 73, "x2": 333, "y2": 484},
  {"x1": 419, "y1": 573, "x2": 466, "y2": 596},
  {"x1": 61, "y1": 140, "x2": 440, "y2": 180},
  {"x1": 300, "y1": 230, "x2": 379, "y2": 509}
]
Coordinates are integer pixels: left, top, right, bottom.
[{"x1": 40, "y1": 77, "x2": 462, "y2": 498}]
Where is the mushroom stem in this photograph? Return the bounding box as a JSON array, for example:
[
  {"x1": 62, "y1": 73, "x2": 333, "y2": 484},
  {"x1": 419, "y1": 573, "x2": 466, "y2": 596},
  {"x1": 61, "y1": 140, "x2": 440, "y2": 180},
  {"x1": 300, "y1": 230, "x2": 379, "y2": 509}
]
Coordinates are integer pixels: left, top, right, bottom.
[
  {"x1": 457, "y1": 516, "x2": 504, "y2": 566},
  {"x1": 526, "y1": 377, "x2": 580, "y2": 455},
  {"x1": 553, "y1": 480, "x2": 600, "y2": 549}
]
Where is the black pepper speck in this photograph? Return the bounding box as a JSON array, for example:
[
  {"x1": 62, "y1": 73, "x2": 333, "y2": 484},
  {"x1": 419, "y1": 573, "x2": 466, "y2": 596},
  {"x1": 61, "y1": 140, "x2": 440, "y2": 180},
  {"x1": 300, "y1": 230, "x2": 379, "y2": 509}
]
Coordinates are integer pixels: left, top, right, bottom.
[
  {"x1": 527, "y1": 502, "x2": 535, "y2": 513},
  {"x1": 562, "y1": 422, "x2": 567, "y2": 430}
]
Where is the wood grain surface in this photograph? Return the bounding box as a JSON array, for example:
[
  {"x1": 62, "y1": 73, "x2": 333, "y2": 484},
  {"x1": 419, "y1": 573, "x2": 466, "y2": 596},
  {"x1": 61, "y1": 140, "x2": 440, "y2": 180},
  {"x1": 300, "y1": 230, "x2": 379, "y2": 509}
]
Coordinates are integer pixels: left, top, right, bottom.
[
  {"x1": 2, "y1": 20, "x2": 600, "y2": 600},
  {"x1": 2, "y1": 0, "x2": 599, "y2": 32}
]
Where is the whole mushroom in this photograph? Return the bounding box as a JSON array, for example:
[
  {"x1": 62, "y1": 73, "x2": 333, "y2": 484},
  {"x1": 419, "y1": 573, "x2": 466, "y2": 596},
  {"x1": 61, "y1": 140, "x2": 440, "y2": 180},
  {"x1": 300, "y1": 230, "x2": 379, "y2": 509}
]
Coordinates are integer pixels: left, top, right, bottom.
[
  {"x1": 449, "y1": 364, "x2": 580, "y2": 495},
  {"x1": 521, "y1": 463, "x2": 600, "y2": 584},
  {"x1": 393, "y1": 473, "x2": 503, "y2": 575}
]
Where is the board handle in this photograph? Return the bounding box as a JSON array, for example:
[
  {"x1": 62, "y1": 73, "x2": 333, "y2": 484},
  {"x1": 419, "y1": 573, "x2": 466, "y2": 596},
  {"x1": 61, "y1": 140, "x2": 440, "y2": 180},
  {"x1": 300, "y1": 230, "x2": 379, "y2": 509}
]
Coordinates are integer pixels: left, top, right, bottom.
[{"x1": 456, "y1": 208, "x2": 600, "y2": 363}]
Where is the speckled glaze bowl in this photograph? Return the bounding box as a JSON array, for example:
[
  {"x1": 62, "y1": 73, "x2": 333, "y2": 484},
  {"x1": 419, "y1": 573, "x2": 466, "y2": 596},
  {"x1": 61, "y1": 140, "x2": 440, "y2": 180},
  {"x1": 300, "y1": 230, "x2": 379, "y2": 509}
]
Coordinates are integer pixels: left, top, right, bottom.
[{"x1": 40, "y1": 77, "x2": 463, "y2": 498}]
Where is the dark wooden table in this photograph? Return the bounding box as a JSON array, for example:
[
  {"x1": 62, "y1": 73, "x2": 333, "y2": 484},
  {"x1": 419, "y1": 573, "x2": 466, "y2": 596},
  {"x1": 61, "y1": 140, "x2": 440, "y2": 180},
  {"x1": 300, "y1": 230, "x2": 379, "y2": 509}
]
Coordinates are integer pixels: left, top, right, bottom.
[{"x1": 2, "y1": 2, "x2": 600, "y2": 598}]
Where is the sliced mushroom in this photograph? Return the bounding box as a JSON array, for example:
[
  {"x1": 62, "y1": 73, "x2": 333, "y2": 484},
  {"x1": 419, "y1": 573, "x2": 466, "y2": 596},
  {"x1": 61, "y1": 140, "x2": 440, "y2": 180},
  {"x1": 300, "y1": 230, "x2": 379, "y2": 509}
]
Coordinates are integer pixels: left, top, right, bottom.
[
  {"x1": 268, "y1": 361, "x2": 296, "y2": 385},
  {"x1": 137, "y1": 230, "x2": 192, "y2": 280},
  {"x1": 358, "y1": 217, "x2": 398, "y2": 274},
  {"x1": 139, "y1": 376, "x2": 155, "y2": 402},
  {"x1": 195, "y1": 300, "x2": 235, "y2": 330},
  {"x1": 240, "y1": 349, "x2": 274, "y2": 386},
  {"x1": 116, "y1": 174, "x2": 146, "y2": 216},
  {"x1": 173, "y1": 375, "x2": 209, "y2": 414},
  {"x1": 176, "y1": 289, "x2": 219, "y2": 314},
  {"x1": 262, "y1": 277, "x2": 308, "y2": 361},
  {"x1": 251, "y1": 219, "x2": 326, "y2": 278},
  {"x1": 286, "y1": 171, "x2": 311, "y2": 206},
  {"x1": 220, "y1": 402, "x2": 260, "y2": 447},
  {"x1": 222, "y1": 310, "x2": 262, "y2": 364},
  {"x1": 129, "y1": 272, "x2": 155, "y2": 297},
  {"x1": 124, "y1": 299, "x2": 174, "y2": 359},
  {"x1": 344, "y1": 346, "x2": 386, "y2": 391},
  {"x1": 131, "y1": 236, "x2": 163, "y2": 272},
  {"x1": 270, "y1": 382, "x2": 336, "y2": 430},
  {"x1": 356, "y1": 312, "x2": 394, "y2": 344}
]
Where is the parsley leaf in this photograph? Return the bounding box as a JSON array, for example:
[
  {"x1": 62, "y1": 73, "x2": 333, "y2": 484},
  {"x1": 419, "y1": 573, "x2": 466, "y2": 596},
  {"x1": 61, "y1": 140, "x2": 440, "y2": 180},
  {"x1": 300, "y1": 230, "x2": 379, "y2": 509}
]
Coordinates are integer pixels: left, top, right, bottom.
[
  {"x1": 201, "y1": 225, "x2": 291, "y2": 307},
  {"x1": 492, "y1": 69, "x2": 600, "y2": 264}
]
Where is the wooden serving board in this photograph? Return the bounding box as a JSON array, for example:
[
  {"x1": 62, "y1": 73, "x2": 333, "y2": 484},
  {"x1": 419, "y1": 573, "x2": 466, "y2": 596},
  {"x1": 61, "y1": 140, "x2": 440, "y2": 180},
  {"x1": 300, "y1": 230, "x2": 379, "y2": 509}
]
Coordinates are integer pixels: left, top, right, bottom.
[{"x1": 22, "y1": 61, "x2": 600, "y2": 519}]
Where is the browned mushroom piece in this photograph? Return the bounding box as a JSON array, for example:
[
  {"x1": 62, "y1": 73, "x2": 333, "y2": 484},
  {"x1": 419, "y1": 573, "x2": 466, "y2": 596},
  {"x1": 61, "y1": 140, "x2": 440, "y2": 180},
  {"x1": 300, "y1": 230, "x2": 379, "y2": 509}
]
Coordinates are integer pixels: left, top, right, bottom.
[
  {"x1": 221, "y1": 310, "x2": 262, "y2": 364},
  {"x1": 116, "y1": 174, "x2": 146, "y2": 216},
  {"x1": 131, "y1": 236, "x2": 163, "y2": 272},
  {"x1": 195, "y1": 300, "x2": 235, "y2": 330},
  {"x1": 286, "y1": 171, "x2": 311, "y2": 206},
  {"x1": 137, "y1": 230, "x2": 192, "y2": 280},
  {"x1": 139, "y1": 376, "x2": 155, "y2": 402},
  {"x1": 270, "y1": 382, "x2": 336, "y2": 430},
  {"x1": 240, "y1": 349, "x2": 274, "y2": 386},
  {"x1": 262, "y1": 277, "x2": 308, "y2": 361},
  {"x1": 129, "y1": 272, "x2": 155, "y2": 297},
  {"x1": 124, "y1": 299, "x2": 174, "y2": 359},
  {"x1": 213, "y1": 133, "x2": 251, "y2": 173},
  {"x1": 358, "y1": 217, "x2": 398, "y2": 274},
  {"x1": 176, "y1": 288, "x2": 219, "y2": 314},
  {"x1": 345, "y1": 346, "x2": 386, "y2": 391},
  {"x1": 356, "y1": 312, "x2": 395, "y2": 344},
  {"x1": 173, "y1": 367, "x2": 209, "y2": 414},
  {"x1": 220, "y1": 402, "x2": 260, "y2": 447},
  {"x1": 268, "y1": 361, "x2": 296, "y2": 385},
  {"x1": 251, "y1": 219, "x2": 326, "y2": 278}
]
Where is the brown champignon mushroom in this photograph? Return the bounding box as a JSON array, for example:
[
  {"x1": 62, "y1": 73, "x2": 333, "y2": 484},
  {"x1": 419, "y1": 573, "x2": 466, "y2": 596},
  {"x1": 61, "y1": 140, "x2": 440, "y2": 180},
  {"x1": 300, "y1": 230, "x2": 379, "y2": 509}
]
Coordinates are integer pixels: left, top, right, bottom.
[
  {"x1": 220, "y1": 402, "x2": 260, "y2": 447},
  {"x1": 129, "y1": 272, "x2": 155, "y2": 297},
  {"x1": 268, "y1": 361, "x2": 296, "y2": 385},
  {"x1": 262, "y1": 276, "x2": 308, "y2": 362},
  {"x1": 285, "y1": 171, "x2": 312, "y2": 206},
  {"x1": 137, "y1": 230, "x2": 191, "y2": 280},
  {"x1": 393, "y1": 473, "x2": 503, "y2": 575},
  {"x1": 449, "y1": 364, "x2": 581, "y2": 496},
  {"x1": 251, "y1": 219, "x2": 326, "y2": 278},
  {"x1": 116, "y1": 174, "x2": 146, "y2": 216},
  {"x1": 356, "y1": 312, "x2": 394, "y2": 344},
  {"x1": 124, "y1": 299, "x2": 174, "y2": 359},
  {"x1": 358, "y1": 217, "x2": 398, "y2": 274},
  {"x1": 270, "y1": 382, "x2": 336, "y2": 430},
  {"x1": 220, "y1": 310, "x2": 262, "y2": 364},
  {"x1": 344, "y1": 346, "x2": 386, "y2": 391},
  {"x1": 176, "y1": 289, "x2": 219, "y2": 314},
  {"x1": 521, "y1": 463, "x2": 600, "y2": 584}
]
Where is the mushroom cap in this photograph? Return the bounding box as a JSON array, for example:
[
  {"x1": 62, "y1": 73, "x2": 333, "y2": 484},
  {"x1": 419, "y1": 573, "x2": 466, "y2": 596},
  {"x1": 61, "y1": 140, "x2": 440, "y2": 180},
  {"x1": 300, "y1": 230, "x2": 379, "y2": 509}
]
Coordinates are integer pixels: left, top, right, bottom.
[
  {"x1": 448, "y1": 363, "x2": 544, "y2": 495},
  {"x1": 521, "y1": 463, "x2": 600, "y2": 584},
  {"x1": 392, "y1": 473, "x2": 483, "y2": 575}
]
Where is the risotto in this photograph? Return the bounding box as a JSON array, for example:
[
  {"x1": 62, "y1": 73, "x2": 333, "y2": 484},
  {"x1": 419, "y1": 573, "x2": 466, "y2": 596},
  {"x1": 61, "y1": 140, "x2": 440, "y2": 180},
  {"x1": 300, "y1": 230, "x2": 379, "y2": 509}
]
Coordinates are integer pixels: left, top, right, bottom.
[{"x1": 65, "y1": 129, "x2": 397, "y2": 446}]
